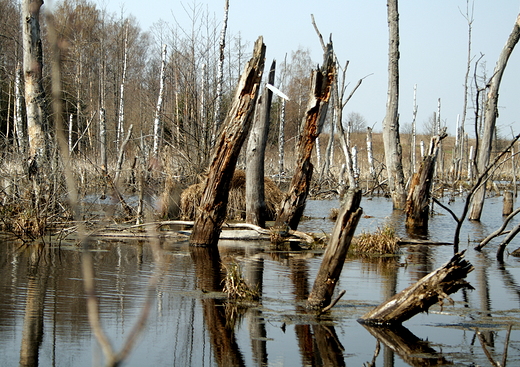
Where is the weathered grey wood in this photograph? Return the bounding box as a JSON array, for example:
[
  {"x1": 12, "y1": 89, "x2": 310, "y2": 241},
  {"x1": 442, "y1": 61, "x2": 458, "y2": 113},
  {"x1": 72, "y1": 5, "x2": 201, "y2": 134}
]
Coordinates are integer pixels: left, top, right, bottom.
[
  {"x1": 245, "y1": 60, "x2": 276, "y2": 227},
  {"x1": 382, "y1": 0, "x2": 407, "y2": 210},
  {"x1": 23, "y1": 0, "x2": 47, "y2": 166},
  {"x1": 470, "y1": 13, "x2": 520, "y2": 221},
  {"x1": 190, "y1": 38, "x2": 265, "y2": 247},
  {"x1": 307, "y1": 190, "x2": 362, "y2": 310},
  {"x1": 503, "y1": 191, "x2": 514, "y2": 216},
  {"x1": 359, "y1": 251, "x2": 474, "y2": 325},
  {"x1": 275, "y1": 43, "x2": 335, "y2": 230}
]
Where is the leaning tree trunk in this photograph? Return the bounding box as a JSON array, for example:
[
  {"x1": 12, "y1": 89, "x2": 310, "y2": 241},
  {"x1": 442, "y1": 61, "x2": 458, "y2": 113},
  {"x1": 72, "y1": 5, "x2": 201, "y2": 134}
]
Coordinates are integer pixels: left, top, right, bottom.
[
  {"x1": 245, "y1": 60, "x2": 276, "y2": 227},
  {"x1": 382, "y1": 0, "x2": 407, "y2": 210},
  {"x1": 274, "y1": 43, "x2": 335, "y2": 230},
  {"x1": 470, "y1": 13, "x2": 520, "y2": 221},
  {"x1": 22, "y1": 0, "x2": 47, "y2": 170},
  {"x1": 190, "y1": 38, "x2": 265, "y2": 248},
  {"x1": 307, "y1": 190, "x2": 363, "y2": 311}
]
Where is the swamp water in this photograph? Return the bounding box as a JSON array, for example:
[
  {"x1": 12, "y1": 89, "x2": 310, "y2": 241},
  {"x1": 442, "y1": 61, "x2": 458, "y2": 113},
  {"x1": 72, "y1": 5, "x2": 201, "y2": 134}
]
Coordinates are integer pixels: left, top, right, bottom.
[{"x1": 2, "y1": 196, "x2": 520, "y2": 366}]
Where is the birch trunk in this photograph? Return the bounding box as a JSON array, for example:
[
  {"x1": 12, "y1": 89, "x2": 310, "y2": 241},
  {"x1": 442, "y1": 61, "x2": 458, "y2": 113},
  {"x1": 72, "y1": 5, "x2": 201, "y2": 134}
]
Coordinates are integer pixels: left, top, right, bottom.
[
  {"x1": 470, "y1": 13, "x2": 520, "y2": 221},
  {"x1": 100, "y1": 108, "x2": 107, "y2": 172},
  {"x1": 190, "y1": 38, "x2": 265, "y2": 248},
  {"x1": 116, "y1": 22, "x2": 129, "y2": 152},
  {"x1": 22, "y1": 0, "x2": 47, "y2": 167},
  {"x1": 245, "y1": 60, "x2": 275, "y2": 227},
  {"x1": 278, "y1": 99, "x2": 286, "y2": 179},
  {"x1": 411, "y1": 84, "x2": 417, "y2": 174},
  {"x1": 382, "y1": 0, "x2": 406, "y2": 209},
  {"x1": 14, "y1": 62, "x2": 26, "y2": 155},
  {"x1": 152, "y1": 44, "x2": 167, "y2": 158}
]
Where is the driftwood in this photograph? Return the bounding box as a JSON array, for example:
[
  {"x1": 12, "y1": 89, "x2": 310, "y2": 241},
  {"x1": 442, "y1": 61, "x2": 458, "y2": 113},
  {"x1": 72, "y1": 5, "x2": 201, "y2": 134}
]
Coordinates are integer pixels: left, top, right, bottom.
[
  {"x1": 190, "y1": 38, "x2": 265, "y2": 247},
  {"x1": 307, "y1": 190, "x2": 362, "y2": 310},
  {"x1": 275, "y1": 43, "x2": 335, "y2": 230},
  {"x1": 359, "y1": 251, "x2": 474, "y2": 325}
]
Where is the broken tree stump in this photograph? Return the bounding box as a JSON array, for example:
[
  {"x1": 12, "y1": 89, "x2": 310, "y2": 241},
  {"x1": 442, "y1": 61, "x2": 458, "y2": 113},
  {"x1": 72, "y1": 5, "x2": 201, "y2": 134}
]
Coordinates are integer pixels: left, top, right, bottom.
[
  {"x1": 307, "y1": 189, "x2": 362, "y2": 311},
  {"x1": 190, "y1": 37, "x2": 265, "y2": 247},
  {"x1": 405, "y1": 130, "x2": 446, "y2": 230},
  {"x1": 275, "y1": 42, "x2": 335, "y2": 230},
  {"x1": 359, "y1": 251, "x2": 474, "y2": 325}
]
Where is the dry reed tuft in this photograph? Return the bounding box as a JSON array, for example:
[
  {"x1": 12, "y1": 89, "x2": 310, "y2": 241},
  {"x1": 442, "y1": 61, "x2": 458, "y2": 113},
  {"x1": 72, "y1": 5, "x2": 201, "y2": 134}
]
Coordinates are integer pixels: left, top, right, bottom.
[
  {"x1": 222, "y1": 262, "x2": 259, "y2": 301},
  {"x1": 351, "y1": 225, "x2": 400, "y2": 255},
  {"x1": 180, "y1": 170, "x2": 283, "y2": 221}
]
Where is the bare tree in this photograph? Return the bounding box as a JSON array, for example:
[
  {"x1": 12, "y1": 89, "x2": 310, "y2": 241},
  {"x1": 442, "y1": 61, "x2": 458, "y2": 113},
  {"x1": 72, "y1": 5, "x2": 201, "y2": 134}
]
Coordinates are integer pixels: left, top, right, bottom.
[
  {"x1": 22, "y1": 0, "x2": 48, "y2": 171},
  {"x1": 152, "y1": 44, "x2": 167, "y2": 158},
  {"x1": 382, "y1": 0, "x2": 407, "y2": 209},
  {"x1": 470, "y1": 13, "x2": 520, "y2": 221}
]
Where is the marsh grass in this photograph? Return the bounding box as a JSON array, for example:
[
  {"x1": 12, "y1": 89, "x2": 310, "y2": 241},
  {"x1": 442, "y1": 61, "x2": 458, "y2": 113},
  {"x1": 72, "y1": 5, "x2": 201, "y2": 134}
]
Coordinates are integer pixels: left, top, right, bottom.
[{"x1": 351, "y1": 225, "x2": 400, "y2": 255}]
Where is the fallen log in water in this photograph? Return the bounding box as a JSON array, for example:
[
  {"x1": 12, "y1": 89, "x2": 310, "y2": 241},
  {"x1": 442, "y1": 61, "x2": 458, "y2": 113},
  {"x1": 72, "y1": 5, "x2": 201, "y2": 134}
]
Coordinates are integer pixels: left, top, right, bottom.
[{"x1": 359, "y1": 251, "x2": 474, "y2": 325}]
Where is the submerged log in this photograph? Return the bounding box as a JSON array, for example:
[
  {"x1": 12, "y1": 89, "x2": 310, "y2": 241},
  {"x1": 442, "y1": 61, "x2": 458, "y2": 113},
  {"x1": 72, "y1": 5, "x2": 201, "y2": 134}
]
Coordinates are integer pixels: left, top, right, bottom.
[
  {"x1": 190, "y1": 37, "x2": 265, "y2": 247},
  {"x1": 275, "y1": 43, "x2": 335, "y2": 230},
  {"x1": 307, "y1": 189, "x2": 362, "y2": 310},
  {"x1": 359, "y1": 251, "x2": 474, "y2": 325}
]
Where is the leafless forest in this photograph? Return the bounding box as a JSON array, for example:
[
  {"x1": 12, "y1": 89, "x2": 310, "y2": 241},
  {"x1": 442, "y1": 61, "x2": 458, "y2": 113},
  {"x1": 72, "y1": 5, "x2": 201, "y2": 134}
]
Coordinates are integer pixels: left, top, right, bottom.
[{"x1": 0, "y1": 0, "x2": 518, "y2": 237}]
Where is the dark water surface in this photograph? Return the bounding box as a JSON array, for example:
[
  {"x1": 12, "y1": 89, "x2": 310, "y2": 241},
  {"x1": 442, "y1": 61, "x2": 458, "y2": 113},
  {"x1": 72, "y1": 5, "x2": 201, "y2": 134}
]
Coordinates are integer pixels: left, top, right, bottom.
[{"x1": 2, "y1": 196, "x2": 520, "y2": 366}]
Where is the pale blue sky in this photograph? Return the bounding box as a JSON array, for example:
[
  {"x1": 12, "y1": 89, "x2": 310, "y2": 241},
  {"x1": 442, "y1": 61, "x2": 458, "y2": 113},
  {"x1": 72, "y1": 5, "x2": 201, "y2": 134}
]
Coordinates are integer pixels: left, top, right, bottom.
[{"x1": 88, "y1": 0, "x2": 520, "y2": 137}]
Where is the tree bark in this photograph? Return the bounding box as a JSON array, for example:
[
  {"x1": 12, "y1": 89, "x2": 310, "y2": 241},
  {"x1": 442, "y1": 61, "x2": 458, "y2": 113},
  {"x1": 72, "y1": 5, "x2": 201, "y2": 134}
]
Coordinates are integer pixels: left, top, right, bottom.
[
  {"x1": 14, "y1": 62, "x2": 26, "y2": 155},
  {"x1": 382, "y1": 0, "x2": 407, "y2": 210},
  {"x1": 307, "y1": 189, "x2": 362, "y2": 310},
  {"x1": 359, "y1": 251, "x2": 474, "y2": 325},
  {"x1": 470, "y1": 13, "x2": 520, "y2": 221},
  {"x1": 152, "y1": 44, "x2": 167, "y2": 158},
  {"x1": 275, "y1": 43, "x2": 335, "y2": 230},
  {"x1": 22, "y1": 0, "x2": 47, "y2": 168},
  {"x1": 190, "y1": 38, "x2": 265, "y2": 247},
  {"x1": 245, "y1": 60, "x2": 275, "y2": 227},
  {"x1": 405, "y1": 131, "x2": 447, "y2": 230}
]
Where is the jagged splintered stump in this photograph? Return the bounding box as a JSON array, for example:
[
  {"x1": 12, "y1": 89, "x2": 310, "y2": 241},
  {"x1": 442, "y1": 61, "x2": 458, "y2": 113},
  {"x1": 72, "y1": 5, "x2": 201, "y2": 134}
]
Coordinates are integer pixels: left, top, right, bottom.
[
  {"x1": 189, "y1": 37, "x2": 265, "y2": 247},
  {"x1": 307, "y1": 190, "x2": 363, "y2": 311},
  {"x1": 359, "y1": 251, "x2": 474, "y2": 325}
]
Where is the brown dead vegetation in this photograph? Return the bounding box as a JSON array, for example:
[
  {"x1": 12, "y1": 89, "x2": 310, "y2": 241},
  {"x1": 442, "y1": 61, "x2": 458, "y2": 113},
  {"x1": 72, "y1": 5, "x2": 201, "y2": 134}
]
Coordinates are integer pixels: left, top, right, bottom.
[{"x1": 180, "y1": 170, "x2": 283, "y2": 221}]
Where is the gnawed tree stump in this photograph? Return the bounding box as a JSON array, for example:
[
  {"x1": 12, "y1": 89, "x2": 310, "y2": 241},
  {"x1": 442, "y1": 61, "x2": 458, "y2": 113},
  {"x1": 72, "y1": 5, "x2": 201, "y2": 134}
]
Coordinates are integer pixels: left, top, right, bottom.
[
  {"x1": 275, "y1": 42, "x2": 335, "y2": 230},
  {"x1": 190, "y1": 37, "x2": 265, "y2": 247},
  {"x1": 307, "y1": 189, "x2": 362, "y2": 310},
  {"x1": 359, "y1": 251, "x2": 474, "y2": 325}
]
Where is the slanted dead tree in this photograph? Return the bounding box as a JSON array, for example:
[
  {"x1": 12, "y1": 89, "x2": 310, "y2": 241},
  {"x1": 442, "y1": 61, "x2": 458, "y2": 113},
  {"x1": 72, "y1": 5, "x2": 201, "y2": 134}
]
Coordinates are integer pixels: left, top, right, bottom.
[
  {"x1": 190, "y1": 37, "x2": 265, "y2": 247},
  {"x1": 307, "y1": 189, "x2": 362, "y2": 311},
  {"x1": 359, "y1": 251, "x2": 474, "y2": 326},
  {"x1": 470, "y1": 12, "x2": 520, "y2": 221},
  {"x1": 405, "y1": 129, "x2": 447, "y2": 230},
  {"x1": 274, "y1": 43, "x2": 335, "y2": 230}
]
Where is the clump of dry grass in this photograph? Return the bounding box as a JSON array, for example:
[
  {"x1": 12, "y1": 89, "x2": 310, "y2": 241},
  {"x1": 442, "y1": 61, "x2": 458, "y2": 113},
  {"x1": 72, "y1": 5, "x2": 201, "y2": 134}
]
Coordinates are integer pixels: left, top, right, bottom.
[
  {"x1": 329, "y1": 207, "x2": 339, "y2": 221},
  {"x1": 180, "y1": 170, "x2": 283, "y2": 221},
  {"x1": 222, "y1": 262, "x2": 259, "y2": 301},
  {"x1": 351, "y1": 225, "x2": 400, "y2": 255}
]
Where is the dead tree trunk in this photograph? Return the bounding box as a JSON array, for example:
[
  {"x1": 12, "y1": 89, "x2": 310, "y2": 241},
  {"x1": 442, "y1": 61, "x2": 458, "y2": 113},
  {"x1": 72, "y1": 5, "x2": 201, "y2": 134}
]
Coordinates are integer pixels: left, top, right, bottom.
[
  {"x1": 22, "y1": 0, "x2": 47, "y2": 168},
  {"x1": 245, "y1": 60, "x2": 275, "y2": 227},
  {"x1": 307, "y1": 189, "x2": 362, "y2": 311},
  {"x1": 190, "y1": 38, "x2": 265, "y2": 248},
  {"x1": 470, "y1": 13, "x2": 520, "y2": 221},
  {"x1": 405, "y1": 130, "x2": 447, "y2": 230},
  {"x1": 359, "y1": 251, "x2": 474, "y2": 325},
  {"x1": 152, "y1": 44, "x2": 167, "y2": 159},
  {"x1": 383, "y1": 0, "x2": 407, "y2": 210},
  {"x1": 274, "y1": 43, "x2": 335, "y2": 230}
]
